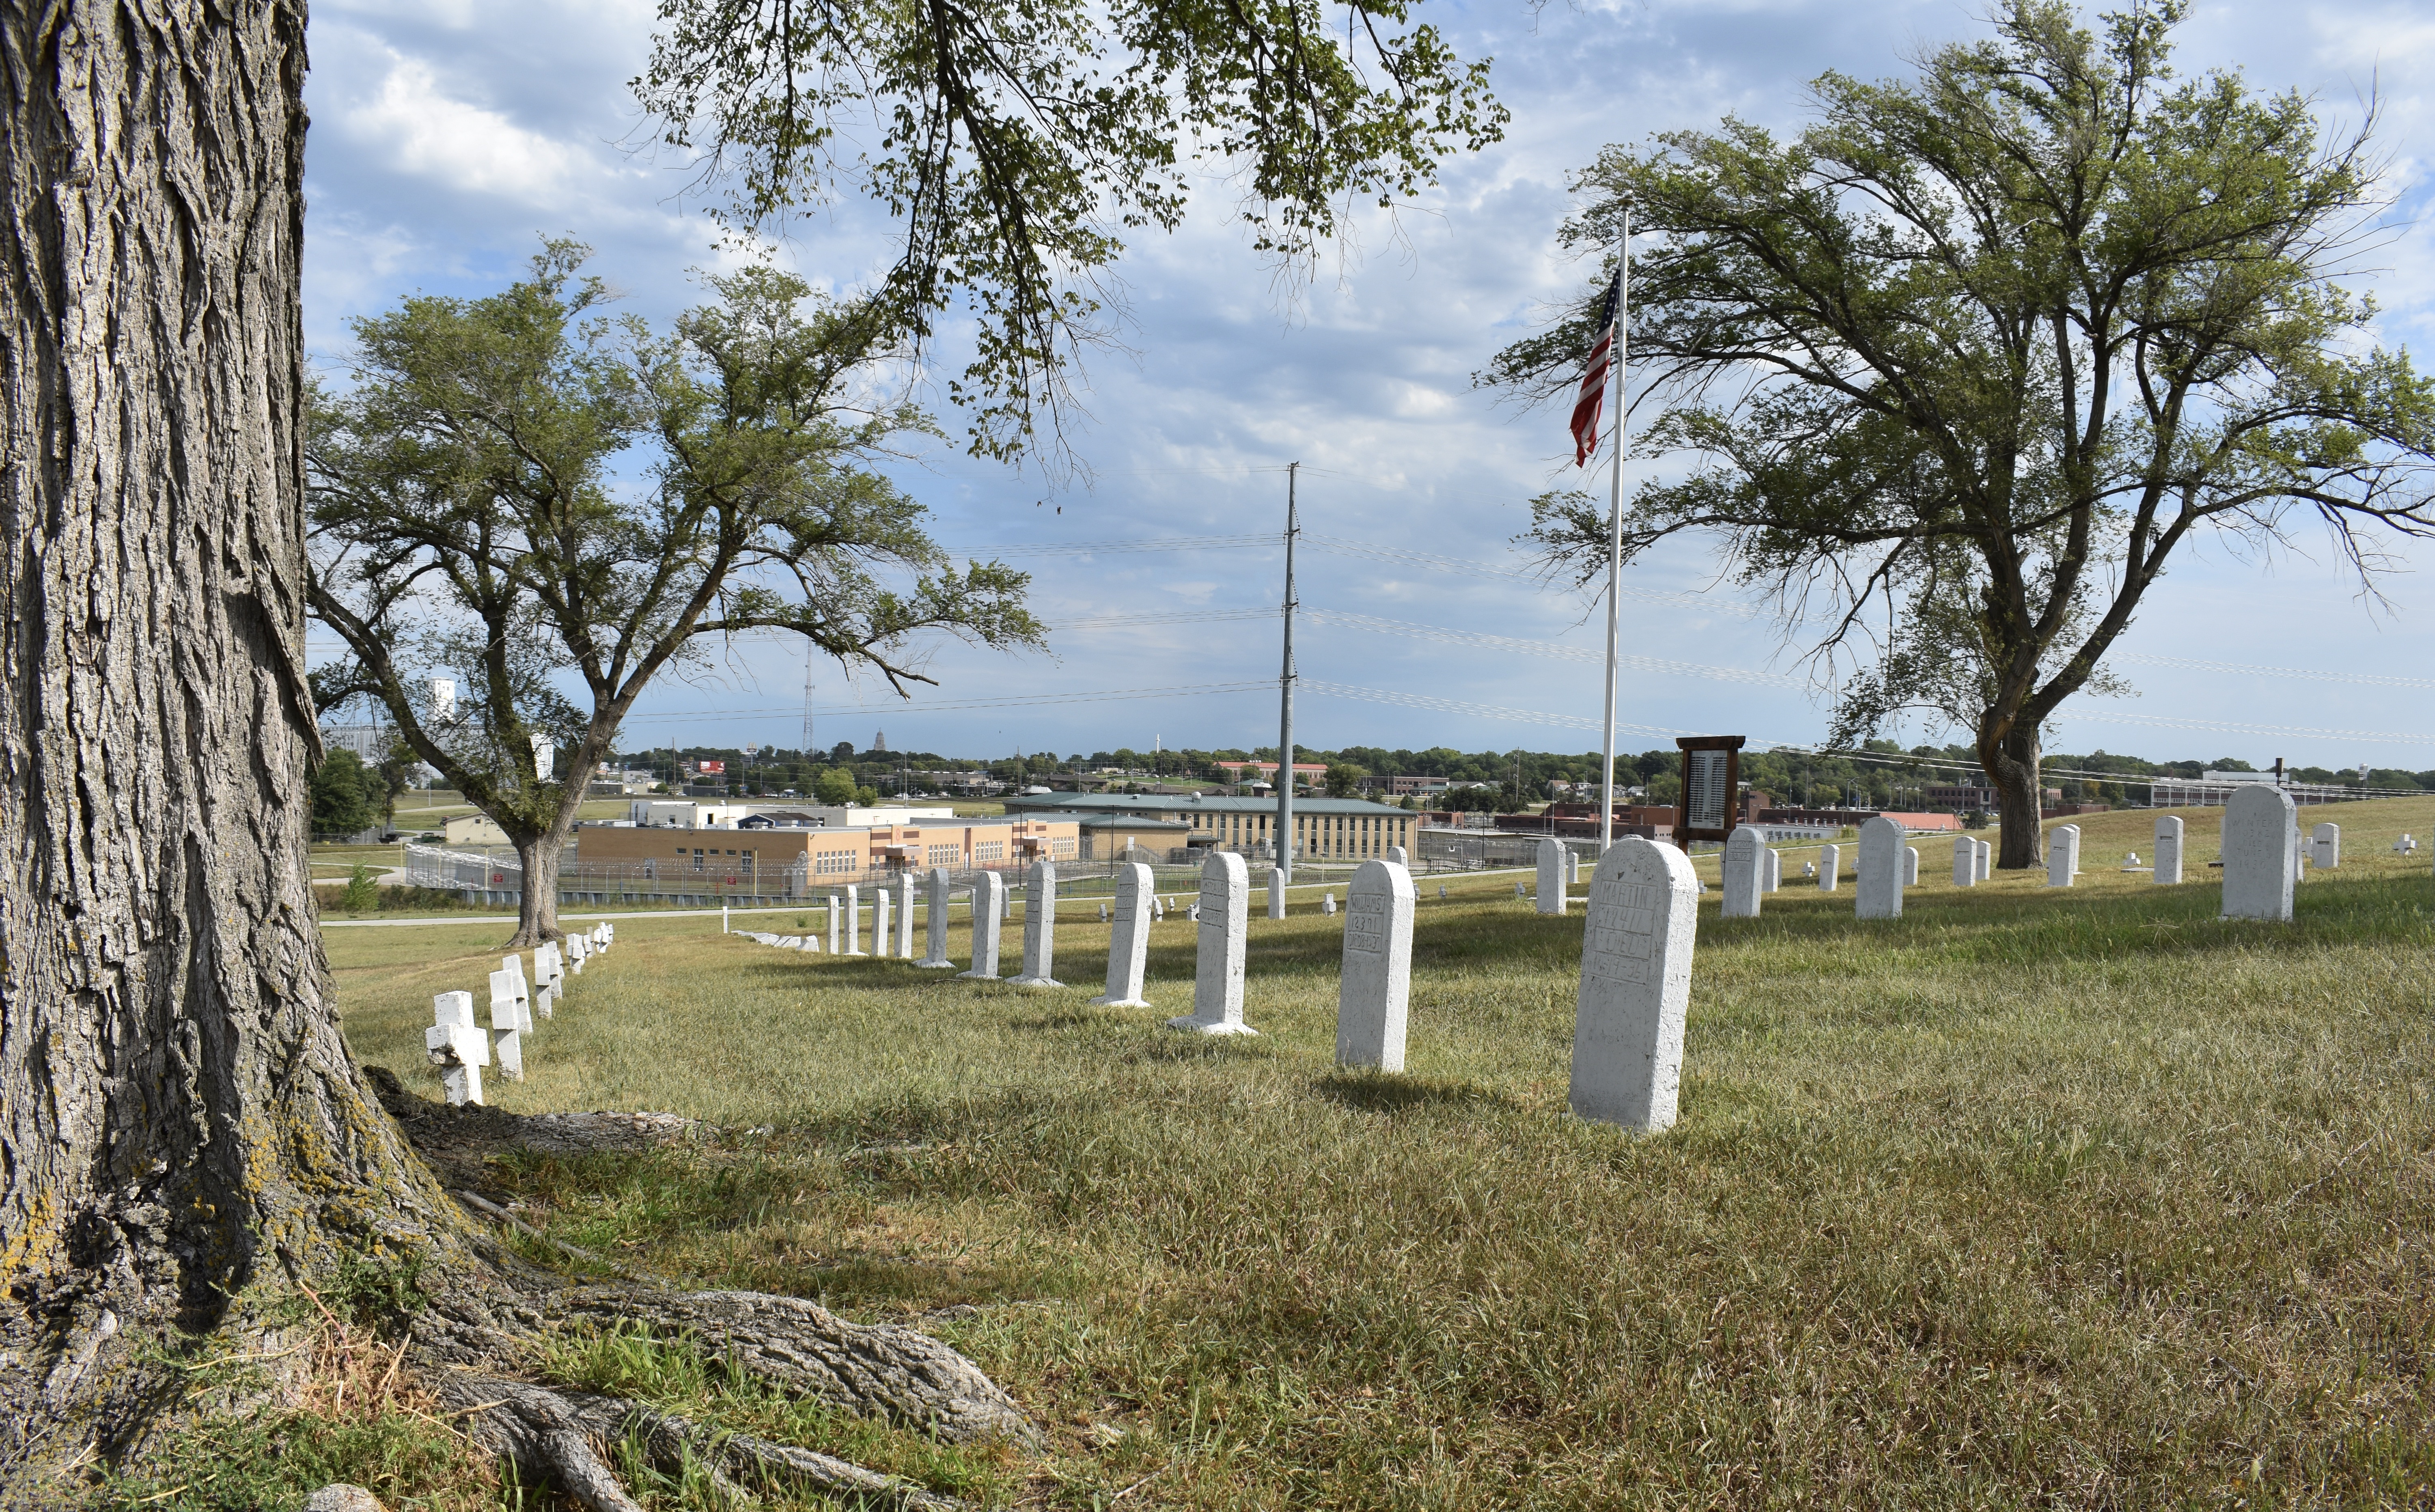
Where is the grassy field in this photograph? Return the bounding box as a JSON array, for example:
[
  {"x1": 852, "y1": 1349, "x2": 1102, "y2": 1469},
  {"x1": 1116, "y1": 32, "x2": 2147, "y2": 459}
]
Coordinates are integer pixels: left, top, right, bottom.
[{"x1": 313, "y1": 797, "x2": 2435, "y2": 1508}]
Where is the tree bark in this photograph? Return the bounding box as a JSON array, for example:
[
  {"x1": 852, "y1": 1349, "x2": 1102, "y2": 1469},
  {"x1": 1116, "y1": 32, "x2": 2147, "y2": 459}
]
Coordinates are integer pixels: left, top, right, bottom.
[
  {"x1": 0, "y1": 0, "x2": 460, "y2": 1479},
  {"x1": 509, "y1": 808, "x2": 578, "y2": 949},
  {"x1": 0, "y1": 5, "x2": 1029, "y2": 1500},
  {"x1": 1982, "y1": 720, "x2": 2045, "y2": 870}
]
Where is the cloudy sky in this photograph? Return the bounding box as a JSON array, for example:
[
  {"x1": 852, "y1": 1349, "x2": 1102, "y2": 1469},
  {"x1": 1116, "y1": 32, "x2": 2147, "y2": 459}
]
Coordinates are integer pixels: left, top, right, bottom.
[{"x1": 302, "y1": 0, "x2": 2435, "y2": 773}]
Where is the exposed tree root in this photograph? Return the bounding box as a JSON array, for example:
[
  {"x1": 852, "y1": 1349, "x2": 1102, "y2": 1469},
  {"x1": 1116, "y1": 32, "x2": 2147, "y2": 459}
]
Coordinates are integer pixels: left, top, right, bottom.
[
  {"x1": 433, "y1": 1373, "x2": 967, "y2": 1511},
  {"x1": 359, "y1": 1067, "x2": 1032, "y2": 1503}
]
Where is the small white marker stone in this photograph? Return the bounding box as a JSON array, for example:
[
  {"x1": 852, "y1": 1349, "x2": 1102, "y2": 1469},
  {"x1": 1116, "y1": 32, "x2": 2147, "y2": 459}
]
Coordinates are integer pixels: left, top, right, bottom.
[
  {"x1": 1569, "y1": 837, "x2": 1699, "y2": 1133},
  {"x1": 959, "y1": 872, "x2": 1006, "y2": 979},
  {"x1": 2154, "y1": 814, "x2": 2183, "y2": 884},
  {"x1": 1091, "y1": 862, "x2": 1155, "y2": 1008},
  {"x1": 1007, "y1": 860, "x2": 1063, "y2": 987}
]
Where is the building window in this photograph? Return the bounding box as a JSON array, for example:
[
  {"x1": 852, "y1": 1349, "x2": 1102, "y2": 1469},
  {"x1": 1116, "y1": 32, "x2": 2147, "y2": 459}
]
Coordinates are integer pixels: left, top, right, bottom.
[
  {"x1": 927, "y1": 843, "x2": 959, "y2": 866},
  {"x1": 1052, "y1": 838, "x2": 1077, "y2": 858},
  {"x1": 974, "y1": 841, "x2": 1006, "y2": 863},
  {"x1": 815, "y1": 851, "x2": 854, "y2": 875}
]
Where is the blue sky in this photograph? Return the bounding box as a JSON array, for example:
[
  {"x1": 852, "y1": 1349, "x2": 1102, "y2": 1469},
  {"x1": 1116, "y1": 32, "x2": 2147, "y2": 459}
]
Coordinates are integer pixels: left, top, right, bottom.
[{"x1": 302, "y1": 0, "x2": 2435, "y2": 771}]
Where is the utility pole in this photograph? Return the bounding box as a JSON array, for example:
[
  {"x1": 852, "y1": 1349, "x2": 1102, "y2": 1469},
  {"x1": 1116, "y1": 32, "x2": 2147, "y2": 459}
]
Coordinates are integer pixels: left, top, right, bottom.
[{"x1": 1273, "y1": 462, "x2": 1300, "y2": 918}]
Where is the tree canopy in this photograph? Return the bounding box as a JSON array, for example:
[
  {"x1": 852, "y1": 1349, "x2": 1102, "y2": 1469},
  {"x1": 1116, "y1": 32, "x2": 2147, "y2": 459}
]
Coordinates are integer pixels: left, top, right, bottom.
[
  {"x1": 308, "y1": 242, "x2": 1041, "y2": 942},
  {"x1": 1483, "y1": 0, "x2": 2435, "y2": 865},
  {"x1": 638, "y1": 0, "x2": 1505, "y2": 455}
]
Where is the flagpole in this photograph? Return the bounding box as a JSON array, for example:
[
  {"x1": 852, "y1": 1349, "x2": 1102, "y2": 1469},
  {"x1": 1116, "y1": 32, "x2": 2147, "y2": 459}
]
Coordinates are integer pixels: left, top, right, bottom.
[{"x1": 1597, "y1": 199, "x2": 1633, "y2": 857}]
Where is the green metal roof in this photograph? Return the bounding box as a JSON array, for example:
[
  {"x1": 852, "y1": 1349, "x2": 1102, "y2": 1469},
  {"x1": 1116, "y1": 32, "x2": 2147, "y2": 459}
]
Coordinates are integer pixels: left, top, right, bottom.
[{"x1": 1004, "y1": 792, "x2": 1409, "y2": 817}]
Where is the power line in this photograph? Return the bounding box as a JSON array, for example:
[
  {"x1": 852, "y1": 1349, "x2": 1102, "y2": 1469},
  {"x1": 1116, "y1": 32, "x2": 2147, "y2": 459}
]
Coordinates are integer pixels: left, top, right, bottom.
[
  {"x1": 2110, "y1": 651, "x2": 2435, "y2": 692},
  {"x1": 1302, "y1": 610, "x2": 1804, "y2": 686}
]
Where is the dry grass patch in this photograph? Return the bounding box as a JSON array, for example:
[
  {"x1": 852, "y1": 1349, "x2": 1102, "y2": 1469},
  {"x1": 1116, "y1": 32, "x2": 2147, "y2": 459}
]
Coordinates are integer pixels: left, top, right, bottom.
[{"x1": 315, "y1": 796, "x2": 2435, "y2": 1508}]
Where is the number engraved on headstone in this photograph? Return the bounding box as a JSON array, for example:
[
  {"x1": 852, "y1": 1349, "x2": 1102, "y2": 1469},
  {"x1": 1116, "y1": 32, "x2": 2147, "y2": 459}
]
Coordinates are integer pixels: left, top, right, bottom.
[
  {"x1": 1585, "y1": 882, "x2": 1661, "y2": 988},
  {"x1": 1345, "y1": 897, "x2": 1387, "y2": 955}
]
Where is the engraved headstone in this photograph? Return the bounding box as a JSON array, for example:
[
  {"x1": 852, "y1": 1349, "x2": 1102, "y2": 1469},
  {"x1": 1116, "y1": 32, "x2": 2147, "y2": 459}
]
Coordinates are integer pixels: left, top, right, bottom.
[
  {"x1": 487, "y1": 969, "x2": 525, "y2": 1081},
  {"x1": 916, "y1": 867, "x2": 956, "y2": 968},
  {"x1": 2221, "y1": 785, "x2": 2297, "y2": 921},
  {"x1": 826, "y1": 894, "x2": 841, "y2": 954},
  {"x1": 959, "y1": 871, "x2": 1006, "y2": 979},
  {"x1": 1168, "y1": 851, "x2": 1256, "y2": 1034},
  {"x1": 426, "y1": 991, "x2": 488, "y2": 1106},
  {"x1": 1855, "y1": 815, "x2": 1905, "y2": 920},
  {"x1": 1336, "y1": 859, "x2": 1416, "y2": 1070},
  {"x1": 2312, "y1": 821, "x2": 2340, "y2": 870},
  {"x1": 1903, "y1": 846, "x2": 1920, "y2": 887},
  {"x1": 1091, "y1": 862, "x2": 1155, "y2": 1008},
  {"x1": 1953, "y1": 836, "x2": 1977, "y2": 887},
  {"x1": 1763, "y1": 847, "x2": 1780, "y2": 893},
  {"x1": 1007, "y1": 860, "x2": 1063, "y2": 987},
  {"x1": 843, "y1": 883, "x2": 864, "y2": 955},
  {"x1": 1721, "y1": 826, "x2": 1764, "y2": 918},
  {"x1": 1387, "y1": 845, "x2": 1408, "y2": 866},
  {"x1": 1974, "y1": 838, "x2": 1991, "y2": 883},
  {"x1": 2154, "y1": 814, "x2": 2183, "y2": 884},
  {"x1": 873, "y1": 887, "x2": 892, "y2": 958},
  {"x1": 2046, "y1": 825, "x2": 2079, "y2": 887},
  {"x1": 1818, "y1": 844, "x2": 1840, "y2": 891},
  {"x1": 1536, "y1": 837, "x2": 1567, "y2": 915},
  {"x1": 1569, "y1": 837, "x2": 1699, "y2": 1132},
  {"x1": 895, "y1": 871, "x2": 917, "y2": 956}
]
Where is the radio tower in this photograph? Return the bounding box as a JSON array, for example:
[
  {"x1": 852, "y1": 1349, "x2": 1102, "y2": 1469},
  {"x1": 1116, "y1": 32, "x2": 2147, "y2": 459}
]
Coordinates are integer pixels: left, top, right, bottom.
[{"x1": 800, "y1": 657, "x2": 816, "y2": 758}]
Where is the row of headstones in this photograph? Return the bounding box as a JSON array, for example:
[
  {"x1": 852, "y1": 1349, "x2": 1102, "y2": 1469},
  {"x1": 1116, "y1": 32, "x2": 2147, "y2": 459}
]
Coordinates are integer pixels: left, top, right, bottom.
[{"x1": 424, "y1": 922, "x2": 615, "y2": 1106}]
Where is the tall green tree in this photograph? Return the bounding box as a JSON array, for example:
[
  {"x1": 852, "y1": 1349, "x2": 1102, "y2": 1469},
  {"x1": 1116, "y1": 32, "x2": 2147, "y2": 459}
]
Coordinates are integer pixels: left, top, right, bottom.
[
  {"x1": 309, "y1": 243, "x2": 1042, "y2": 946},
  {"x1": 638, "y1": 0, "x2": 1505, "y2": 455},
  {"x1": 1484, "y1": 1, "x2": 2435, "y2": 867}
]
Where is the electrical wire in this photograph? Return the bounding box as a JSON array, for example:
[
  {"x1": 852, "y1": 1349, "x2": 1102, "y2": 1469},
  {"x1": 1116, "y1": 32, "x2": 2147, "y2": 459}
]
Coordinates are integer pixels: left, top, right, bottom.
[{"x1": 2110, "y1": 652, "x2": 2435, "y2": 692}]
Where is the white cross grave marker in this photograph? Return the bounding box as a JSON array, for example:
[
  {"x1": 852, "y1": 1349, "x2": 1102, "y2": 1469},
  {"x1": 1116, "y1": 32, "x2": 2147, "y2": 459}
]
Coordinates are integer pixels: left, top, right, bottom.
[
  {"x1": 426, "y1": 991, "x2": 488, "y2": 1106},
  {"x1": 487, "y1": 969, "x2": 525, "y2": 1081}
]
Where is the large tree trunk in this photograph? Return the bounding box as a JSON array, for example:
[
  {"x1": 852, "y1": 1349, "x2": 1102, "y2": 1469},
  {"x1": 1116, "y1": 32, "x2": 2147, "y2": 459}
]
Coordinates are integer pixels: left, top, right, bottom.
[
  {"x1": 510, "y1": 814, "x2": 574, "y2": 948},
  {"x1": 0, "y1": 6, "x2": 1027, "y2": 1501},
  {"x1": 1981, "y1": 719, "x2": 2046, "y2": 870},
  {"x1": 0, "y1": 0, "x2": 452, "y2": 1476}
]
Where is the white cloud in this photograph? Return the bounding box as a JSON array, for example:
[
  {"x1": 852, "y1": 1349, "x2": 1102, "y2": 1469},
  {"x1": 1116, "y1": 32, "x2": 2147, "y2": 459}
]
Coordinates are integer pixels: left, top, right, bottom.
[{"x1": 341, "y1": 51, "x2": 582, "y2": 201}]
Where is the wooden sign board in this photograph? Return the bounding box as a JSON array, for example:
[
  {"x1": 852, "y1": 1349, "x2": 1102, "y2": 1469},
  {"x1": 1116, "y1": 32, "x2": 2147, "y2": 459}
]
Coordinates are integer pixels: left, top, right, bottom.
[{"x1": 1674, "y1": 735, "x2": 1747, "y2": 847}]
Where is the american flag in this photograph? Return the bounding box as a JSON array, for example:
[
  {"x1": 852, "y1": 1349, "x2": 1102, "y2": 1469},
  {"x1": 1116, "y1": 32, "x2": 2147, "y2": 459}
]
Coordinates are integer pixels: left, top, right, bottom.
[{"x1": 1568, "y1": 271, "x2": 1622, "y2": 467}]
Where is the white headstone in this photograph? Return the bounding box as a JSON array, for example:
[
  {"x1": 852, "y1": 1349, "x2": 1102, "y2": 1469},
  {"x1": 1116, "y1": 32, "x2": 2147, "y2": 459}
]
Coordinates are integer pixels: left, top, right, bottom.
[
  {"x1": 1168, "y1": 851, "x2": 1256, "y2": 1034},
  {"x1": 722, "y1": 903, "x2": 730, "y2": 934},
  {"x1": 1535, "y1": 837, "x2": 1567, "y2": 915},
  {"x1": 1387, "y1": 845, "x2": 1408, "y2": 866},
  {"x1": 2154, "y1": 814, "x2": 2183, "y2": 884},
  {"x1": 567, "y1": 931, "x2": 587, "y2": 974},
  {"x1": 1762, "y1": 847, "x2": 1780, "y2": 893},
  {"x1": 487, "y1": 969, "x2": 525, "y2": 1081},
  {"x1": 1903, "y1": 846, "x2": 1920, "y2": 887},
  {"x1": 895, "y1": 871, "x2": 917, "y2": 956},
  {"x1": 916, "y1": 867, "x2": 955, "y2": 968},
  {"x1": 1099, "y1": 902, "x2": 1110, "y2": 923},
  {"x1": 873, "y1": 886, "x2": 892, "y2": 958},
  {"x1": 1269, "y1": 868, "x2": 1286, "y2": 920},
  {"x1": 826, "y1": 894, "x2": 841, "y2": 954},
  {"x1": 1001, "y1": 885, "x2": 1013, "y2": 922},
  {"x1": 959, "y1": 871, "x2": 1006, "y2": 979},
  {"x1": 1336, "y1": 859, "x2": 1416, "y2": 1070},
  {"x1": 2221, "y1": 786, "x2": 2297, "y2": 921},
  {"x1": 1720, "y1": 826, "x2": 1764, "y2": 918},
  {"x1": 1008, "y1": 860, "x2": 1063, "y2": 987},
  {"x1": 1091, "y1": 862, "x2": 1155, "y2": 1008},
  {"x1": 2046, "y1": 825, "x2": 2079, "y2": 887},
  {"x1": 1155, "y1": 894, "x2": 1168, "y2": 921},
  {"x1": 425, "y1": 991, "x2": 487, "y2": 1106},
  {"x1": 1855, "y1": 816, "x2": 1905, "y2": 920},
  {"x1": 843, "y1": 883, "x2": 863, "y2": 955},
  {"x1": 1953, "y1": 836, "x2": 1976, "y2": 887},
  {"x1": 500, "y1": 955, "x2": 534, "y2": 1032},
  {"x1": 1818, "y1": 844, "x2": 1840, "y2": 891},
  {"x1": 1569, "y1": 837, "x2": 1699, "y2": 1133},
  {"x1": 1974, "y1": 838, "x2": 1991, "y2": 883},
  {"x1": 1566, "y1": 849, "x2": 1580, "y2": 887},
  {"x1": 1321, "y1": 891, "x2": 1338, "y2": 916},
  {"x1": 2312, "y1": 821, "x2": 2340, "y2": 870}
]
